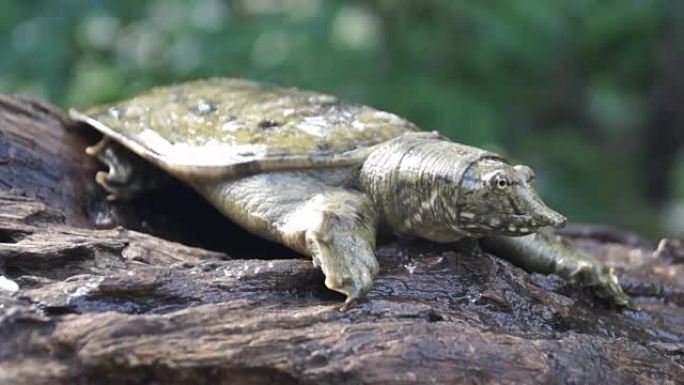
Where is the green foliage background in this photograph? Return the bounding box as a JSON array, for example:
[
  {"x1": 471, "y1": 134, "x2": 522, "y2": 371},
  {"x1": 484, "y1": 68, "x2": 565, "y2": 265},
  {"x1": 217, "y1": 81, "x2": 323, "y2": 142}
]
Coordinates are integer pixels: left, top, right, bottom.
[{"x1": 1, "y1": 0, "x2": 682, "y2": 236}]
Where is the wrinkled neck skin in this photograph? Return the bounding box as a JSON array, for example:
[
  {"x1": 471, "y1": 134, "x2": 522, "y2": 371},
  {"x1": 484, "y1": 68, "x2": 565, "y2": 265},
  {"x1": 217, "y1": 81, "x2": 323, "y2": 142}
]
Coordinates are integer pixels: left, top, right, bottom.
[
  {"x1": 358, "y1": 133, "x2": 566, "y2": 243},
  {"x1": 358, "y1": 134, "x2": 488, "y2": 242}
]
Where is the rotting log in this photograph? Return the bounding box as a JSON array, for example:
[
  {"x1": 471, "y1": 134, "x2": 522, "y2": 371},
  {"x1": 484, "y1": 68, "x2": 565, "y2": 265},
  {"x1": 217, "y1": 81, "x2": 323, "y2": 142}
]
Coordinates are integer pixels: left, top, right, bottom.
[{"x1": 0, "y1": 95, "x2": 683, "y2": 385}]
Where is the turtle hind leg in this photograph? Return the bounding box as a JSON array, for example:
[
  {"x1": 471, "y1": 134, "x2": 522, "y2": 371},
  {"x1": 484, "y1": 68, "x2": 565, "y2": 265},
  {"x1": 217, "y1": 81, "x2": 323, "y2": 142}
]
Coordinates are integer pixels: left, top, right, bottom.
[
  {"x1": 481, "y1": 230, "x2": 631, "y2": 307},
  {"x1": 87, "y1": 136, "x2": 169, "y2": 201}
]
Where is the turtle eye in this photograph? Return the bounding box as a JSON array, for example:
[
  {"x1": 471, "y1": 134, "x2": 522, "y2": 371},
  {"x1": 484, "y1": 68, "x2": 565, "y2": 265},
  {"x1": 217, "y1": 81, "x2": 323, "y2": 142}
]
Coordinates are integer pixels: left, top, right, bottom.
[
  {"x1": 482, "y1": 170, "x2": 512, "y2": 190},
  {"x1": 496, "y1": 178, "x2": 508, "y2": 190},
  {"x1": 483, "y1": 171, "x2": 510, "y2": 190}
]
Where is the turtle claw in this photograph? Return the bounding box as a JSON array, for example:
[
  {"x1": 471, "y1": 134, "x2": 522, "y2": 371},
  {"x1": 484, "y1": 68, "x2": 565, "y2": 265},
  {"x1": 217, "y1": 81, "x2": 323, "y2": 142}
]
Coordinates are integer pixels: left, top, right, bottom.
[
  {"x1": 339, "y1": 296, "x2": 360, "y2": 312},
  {"x1": 85, "y1": 136, "x2": 111, "y2": 156},
  {"x1": 592, "y1": 267, "x2": 632, "y2": 308},
  {"x1": 573, "y1": 264, "x2": 631, "y2": 307},
  {"x1": 95, "y1": 170, "x2": 124, "y2": 201},
  {"x1": 324, "y1": 268, "x2": 372, "y2": 312}
]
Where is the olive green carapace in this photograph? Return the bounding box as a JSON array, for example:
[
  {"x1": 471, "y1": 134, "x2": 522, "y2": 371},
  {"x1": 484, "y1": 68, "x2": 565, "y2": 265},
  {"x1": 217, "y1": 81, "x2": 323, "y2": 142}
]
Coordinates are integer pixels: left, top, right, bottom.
[
  {"x1": 69, "y1": 78, "x2": 630, "y2": 308},
  {"x1": 77, "y1": 78, "x2": 418, "y2": 177}
]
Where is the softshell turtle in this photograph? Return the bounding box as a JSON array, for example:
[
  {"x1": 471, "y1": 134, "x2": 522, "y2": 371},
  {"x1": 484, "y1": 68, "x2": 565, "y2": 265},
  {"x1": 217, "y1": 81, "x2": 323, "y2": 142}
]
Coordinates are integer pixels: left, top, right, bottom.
[{"x1": 69, "y1": 78, "x2": 629, "y2": 307}]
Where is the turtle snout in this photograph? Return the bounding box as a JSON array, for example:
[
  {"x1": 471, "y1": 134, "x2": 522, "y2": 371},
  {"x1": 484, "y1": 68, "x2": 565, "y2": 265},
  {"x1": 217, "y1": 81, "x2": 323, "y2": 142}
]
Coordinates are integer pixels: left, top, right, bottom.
[
  {"x1": 544, "y1": 211, "x2": 567, "y2": 229},
  {"x1": 551, "y1": 214, "x2": 567, "y2": 228}
]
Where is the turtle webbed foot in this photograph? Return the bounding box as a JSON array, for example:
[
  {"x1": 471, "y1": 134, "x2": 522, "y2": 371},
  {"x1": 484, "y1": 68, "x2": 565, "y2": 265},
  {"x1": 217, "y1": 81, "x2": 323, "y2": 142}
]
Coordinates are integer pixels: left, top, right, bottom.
[
  {"x1": 304, "y1": 197, "x2": 379, "y2": 310},
  {"x1": 573, "y1": 264, "x2": 632, "y2": 307},
  {"x1": 543, "y1": 238, "x2": 631, "y2": 307},
  {"x1": 87, "y1": 137, "x2": 167, "y2": 201}
]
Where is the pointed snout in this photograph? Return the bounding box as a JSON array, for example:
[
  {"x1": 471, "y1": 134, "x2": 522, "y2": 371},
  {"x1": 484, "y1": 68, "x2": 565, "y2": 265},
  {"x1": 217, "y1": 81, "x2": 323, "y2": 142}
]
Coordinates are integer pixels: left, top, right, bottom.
[
  {"x1": 528, "y1": 199, "x2": 567, "y2": 229},
  {"x1": 543, "y1": 209, "x2": 567, "y2": 229},
  {"x1": 517, "y1": 184, "x2": 568, "y2": 229}
]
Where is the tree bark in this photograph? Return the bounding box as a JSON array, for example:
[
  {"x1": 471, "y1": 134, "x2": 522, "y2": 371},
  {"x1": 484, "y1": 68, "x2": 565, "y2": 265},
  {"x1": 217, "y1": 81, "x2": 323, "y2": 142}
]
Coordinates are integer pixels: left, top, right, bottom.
[{"x1": 0, "y1": 96, "x2": 683, "y2": 385}]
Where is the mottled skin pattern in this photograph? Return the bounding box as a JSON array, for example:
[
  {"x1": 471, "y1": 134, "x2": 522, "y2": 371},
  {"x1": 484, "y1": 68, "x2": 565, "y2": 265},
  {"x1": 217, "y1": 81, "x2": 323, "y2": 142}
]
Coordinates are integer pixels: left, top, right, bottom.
[{"x1": 69, "y1": 78, "x2": 629, "y2": 308}]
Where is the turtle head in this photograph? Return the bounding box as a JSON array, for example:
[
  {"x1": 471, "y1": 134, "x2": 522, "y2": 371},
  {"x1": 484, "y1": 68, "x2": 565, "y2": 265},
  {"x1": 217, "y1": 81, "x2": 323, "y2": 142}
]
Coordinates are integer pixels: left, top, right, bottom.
[
  {"x1": 359, "y1": 133, "x2": 566, "y2": 242},
  {"x1": 456, "y1": 158, "x2": 567, "y2": 236}
]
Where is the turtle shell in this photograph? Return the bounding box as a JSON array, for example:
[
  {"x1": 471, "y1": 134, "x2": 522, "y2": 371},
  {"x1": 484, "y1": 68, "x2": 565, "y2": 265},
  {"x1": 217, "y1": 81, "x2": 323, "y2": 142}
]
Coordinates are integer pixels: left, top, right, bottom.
[{"x1": 70, "y1": 78, "x2": 418, "y2": 180}]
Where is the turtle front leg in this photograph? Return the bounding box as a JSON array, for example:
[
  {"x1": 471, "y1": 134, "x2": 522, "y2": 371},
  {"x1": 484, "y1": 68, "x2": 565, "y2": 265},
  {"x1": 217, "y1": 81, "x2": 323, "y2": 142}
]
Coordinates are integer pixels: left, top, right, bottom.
[
  {"x1": 194, "y1": 171, "x2": 380, "y2": 308},
  {"x1": 481, "y1": 230, "x2": 630, "y2": 306},
  {"x1": 87, "y1": 136, "x2": 169, "y2": 201},
  {"x1": 300, "y1": 193, "x2": 379, "y2": 308}
]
